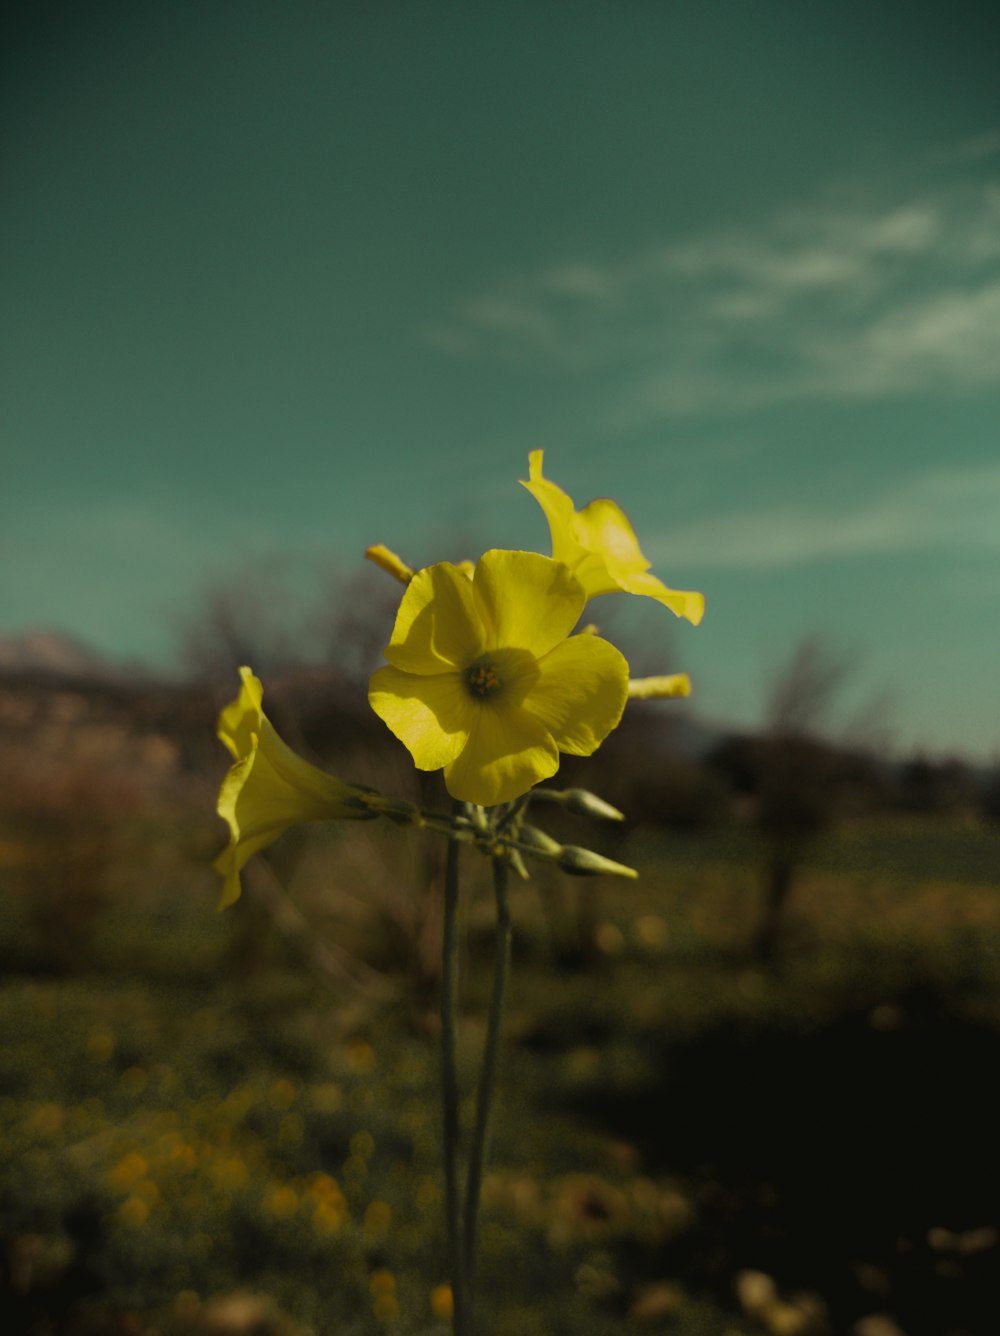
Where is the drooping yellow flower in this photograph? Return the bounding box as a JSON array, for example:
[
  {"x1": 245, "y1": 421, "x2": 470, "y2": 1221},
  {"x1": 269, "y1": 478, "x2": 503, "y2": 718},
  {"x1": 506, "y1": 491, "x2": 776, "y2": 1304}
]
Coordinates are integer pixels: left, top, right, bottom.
[
  {"x1": 368, "y1": 550, "x2": 628, "y2": 807},
  {"x1": 213, "y1": 667, "x2": 377, "y2": 910},
  {"x1": 520, "y1": 450, "x2": 705, "y2": 625}
]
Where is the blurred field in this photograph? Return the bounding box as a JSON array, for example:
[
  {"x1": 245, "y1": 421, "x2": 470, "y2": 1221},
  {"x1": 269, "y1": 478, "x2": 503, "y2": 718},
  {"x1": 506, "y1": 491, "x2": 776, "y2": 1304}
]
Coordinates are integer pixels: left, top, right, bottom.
[
  {"x1": 3, "y1": 775, "x2": 1000, "y2": 1336},
  {"x1": 2, "y1": 668, "x2": 999, "y2": 1334}
]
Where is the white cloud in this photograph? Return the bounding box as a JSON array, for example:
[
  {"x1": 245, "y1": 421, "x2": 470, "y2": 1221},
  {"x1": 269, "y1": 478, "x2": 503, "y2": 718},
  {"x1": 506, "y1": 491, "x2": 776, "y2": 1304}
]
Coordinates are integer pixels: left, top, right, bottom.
[
  {"x1": 427, "y1": 151, "x2": 1000, "y2": 421},
  {"x1": 644, "y1": 462, "x2": 1000, "y2": 570}
]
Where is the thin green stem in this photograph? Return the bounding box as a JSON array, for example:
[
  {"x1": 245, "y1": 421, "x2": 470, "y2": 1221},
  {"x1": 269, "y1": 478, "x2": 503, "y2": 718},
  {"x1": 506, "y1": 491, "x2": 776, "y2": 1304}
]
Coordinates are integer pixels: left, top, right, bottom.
[
  {"x1": 441, "y1": 832, "x2": 469, "y2": 1334},
  {"x1": 463, "y1": 852, "x2": 512, "y2": 1297}
]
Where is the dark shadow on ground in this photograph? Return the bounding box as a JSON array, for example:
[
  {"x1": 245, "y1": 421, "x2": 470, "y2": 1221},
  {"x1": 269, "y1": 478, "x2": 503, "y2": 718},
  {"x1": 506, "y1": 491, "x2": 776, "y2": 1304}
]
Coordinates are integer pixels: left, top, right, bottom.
[{"x1": 571, "y1": 983, "x2": 1000, "y2": 1335}]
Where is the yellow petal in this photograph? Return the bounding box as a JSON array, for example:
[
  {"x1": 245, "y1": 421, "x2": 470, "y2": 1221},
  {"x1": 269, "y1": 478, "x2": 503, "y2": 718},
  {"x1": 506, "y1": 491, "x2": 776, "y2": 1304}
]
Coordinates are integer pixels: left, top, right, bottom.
[
  {"x1": 627, "y1": 673, "x2": 692, "y2": 700},
  {"x1": 368, "y1": 665, "x2": 473, "y2": 770},
  {"x1": 522, "y1": 634, "x2": 628, "y2": 757},
  {"x1": 444, "y1": 704, "x2": 559, "y2": 806},
  {"x1": 520, "y1": 451, "x2": 705, "y2": 626},
  {"x1": 384, "y1": 562, "x2": 486, "y2": 675},
  {"x1": 614, "y1": 570, "x2": 705, "y2": 625},
  {"x1": 217, "y1": 666, "x2": 264, "y2": 761},
  {"x1": 472, "y1": 549, "x2": 586, "y2": 657},
  {"x1": 572, "y1": 497, "x2": 651, "y2": 583},
  {"x1": 520, "y1": 449, "x2": 583, "y2": 570},
  {"x1": 214, "y1": 670, "x2": 375, "y2": 908}
]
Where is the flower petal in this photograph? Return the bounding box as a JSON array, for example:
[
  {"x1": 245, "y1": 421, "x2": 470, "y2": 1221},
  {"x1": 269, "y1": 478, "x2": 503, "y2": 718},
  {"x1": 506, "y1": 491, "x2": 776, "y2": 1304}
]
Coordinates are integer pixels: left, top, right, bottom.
[
  {"x1": 215, "y1": 712, "x2": 375, "y2": 909},
  {"x1": 573, "y1": 497, "x2": 650, "y2": 580},
  {"x1": 444, "y1": 704, "x2": 559, "y2": 806},
  {"x1": 472, "y1": 549, "x2": 586, "y2": 658},
  {"x1": 369, "y1": 665, "x2": 473, "y2": 770},
  {"x1": 217, "y1": 666, "x2": 264, "y2": 761},
  {"x1": 522, "y1": 634, "x2": 628, "y2": 757},
  {"x1": 520, "y1": 449, "x2": 584, "y2": 570},
  {"x1": 614, "y1": 568, "x2": 705, "y2": 625},
  {"x1": 384, "y1": 562, "x2": 486, "y2": 675},
  {"x1": 521, "y1": 453, "x2": 705, "y2": 625}
]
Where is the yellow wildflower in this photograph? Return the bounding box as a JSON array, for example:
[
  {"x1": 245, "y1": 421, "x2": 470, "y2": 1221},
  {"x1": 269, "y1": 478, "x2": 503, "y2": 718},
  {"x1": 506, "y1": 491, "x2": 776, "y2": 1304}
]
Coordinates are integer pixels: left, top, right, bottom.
[
  {"x1": 213, "y1": 667, "x2": 377, "y2": 909},
  {"x1": 520, "y1": 450, "x2": 704, "y2": 625},
  {"x1": 368, "y1": 550, "x2": 628, "y2": 807},
  {"x1": 430, "y1": 1284, "x2": 454, "y2": 1320}
]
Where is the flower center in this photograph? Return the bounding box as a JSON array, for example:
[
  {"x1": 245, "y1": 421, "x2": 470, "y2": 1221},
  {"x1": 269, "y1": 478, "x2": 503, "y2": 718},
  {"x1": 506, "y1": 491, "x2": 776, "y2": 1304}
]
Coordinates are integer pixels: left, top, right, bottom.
[{"x1": 464, "y1": 658, "x2": 504, "y2": 700}]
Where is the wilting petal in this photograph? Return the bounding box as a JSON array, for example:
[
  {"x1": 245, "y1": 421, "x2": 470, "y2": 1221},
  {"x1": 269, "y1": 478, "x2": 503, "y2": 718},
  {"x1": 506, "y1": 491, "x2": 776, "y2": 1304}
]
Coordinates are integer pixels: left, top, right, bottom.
[
  {"x1": 472, "y1": 549, "x2": 585, "y2": 658},
  {"x1": 523, "y1": 635, "x2": 628, "y2": 757},
  {"x1": 384, "y1": 561, "x2": 486, "y2": 675},
  {"x1": 444, "y1": 704, "x2": 559, "y2": 806},
  {"x1": 369, "y1": 665, "x2": 474, "y2": 771}
]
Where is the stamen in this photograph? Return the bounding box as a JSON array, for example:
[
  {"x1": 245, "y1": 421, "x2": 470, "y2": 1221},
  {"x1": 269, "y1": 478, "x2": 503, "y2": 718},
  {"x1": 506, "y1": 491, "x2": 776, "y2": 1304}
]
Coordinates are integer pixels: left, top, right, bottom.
[{"x1": 465, "y1": 660, "x2": 504, "y2": 699}]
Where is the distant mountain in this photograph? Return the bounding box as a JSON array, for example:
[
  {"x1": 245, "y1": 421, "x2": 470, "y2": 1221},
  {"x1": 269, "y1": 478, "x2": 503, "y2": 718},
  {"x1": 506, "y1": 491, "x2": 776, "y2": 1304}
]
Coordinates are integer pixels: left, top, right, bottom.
[{"x1": 0, "y1": 628, "x2": 120, "y2": 679}]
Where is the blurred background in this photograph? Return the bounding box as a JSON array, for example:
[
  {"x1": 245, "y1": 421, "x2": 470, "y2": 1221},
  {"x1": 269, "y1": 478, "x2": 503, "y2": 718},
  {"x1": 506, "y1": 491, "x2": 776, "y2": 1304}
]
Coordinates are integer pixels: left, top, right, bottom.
[{"x1": 2, "y1": 2, "x2": 999, "y2": 1333}]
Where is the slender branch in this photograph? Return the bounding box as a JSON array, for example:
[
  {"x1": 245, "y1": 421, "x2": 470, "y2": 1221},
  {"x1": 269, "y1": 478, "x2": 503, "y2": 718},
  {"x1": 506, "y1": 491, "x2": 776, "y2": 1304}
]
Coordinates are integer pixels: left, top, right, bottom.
[
  {"x1": 463, "y1": 852, "x2": 512, "y2": 1295},
  {"x1": 440, "y1": 831, "x2": 469, "y2": 1334}
]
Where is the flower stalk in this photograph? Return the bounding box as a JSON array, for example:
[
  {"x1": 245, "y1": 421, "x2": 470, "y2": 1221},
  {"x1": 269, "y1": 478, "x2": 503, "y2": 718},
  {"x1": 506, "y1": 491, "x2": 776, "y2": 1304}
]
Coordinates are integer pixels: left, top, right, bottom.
[
  {"x1": 463, "y1": 851, "x2": 511, "y2": 1297},
  {"x1": 440, "y1": 827, "x2": 469, "y2": 1333}
]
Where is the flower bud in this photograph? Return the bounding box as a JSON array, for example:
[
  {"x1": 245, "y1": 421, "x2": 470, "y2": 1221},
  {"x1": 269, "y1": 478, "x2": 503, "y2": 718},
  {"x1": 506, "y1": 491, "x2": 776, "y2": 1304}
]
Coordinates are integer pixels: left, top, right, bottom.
[
  {"x1": 560, "y1": 789, "x2": 625, "y2": 823},
  {"x1": 365, "y1": 544, "x2": 414, "y2": 585},
  {"x1": 627, "y1": 673, "x2": 692, "y2": 700},
  {"x1": 557, "y1": 846, "x2": 638, "y2": 879},
  {"x1": 516, "y1": 824, "x2": 563, "y2": 855}
]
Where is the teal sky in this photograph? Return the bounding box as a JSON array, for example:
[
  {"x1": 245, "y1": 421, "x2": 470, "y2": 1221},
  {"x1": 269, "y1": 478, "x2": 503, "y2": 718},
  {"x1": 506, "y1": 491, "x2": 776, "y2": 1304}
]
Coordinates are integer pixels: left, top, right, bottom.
[{"x1": 3, "y1": 0, "x2": 999, "y2": 758}]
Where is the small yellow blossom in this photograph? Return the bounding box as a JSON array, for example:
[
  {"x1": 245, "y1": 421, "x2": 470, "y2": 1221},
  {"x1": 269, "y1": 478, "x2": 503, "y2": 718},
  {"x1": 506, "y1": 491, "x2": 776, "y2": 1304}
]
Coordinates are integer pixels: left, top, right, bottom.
[
  {"x1": 263, "y1": 1183, "x2": 299, "y2": 1219},
  {"x1": 430, "y1": 1284, "x2": 454, "y2": 1320},
  {"x1": 213, "y1": 667, "x2": 378, "y2": 909},
  {"x1": 364, "y1": 1199, "x2": 393, "y2": 1234},
  {"x1": 520, "y1": 450, "x2": 704, "y2": 625},
  {"x1": 118, "y1": 1196, "x2": 150, "y2": 1228},
  {"x1": 373, "y1": 1293, "x2": 399, "y2": 1323},
  {"x1": 369, "y1": 549, "x2": 628, "y2": 806}
]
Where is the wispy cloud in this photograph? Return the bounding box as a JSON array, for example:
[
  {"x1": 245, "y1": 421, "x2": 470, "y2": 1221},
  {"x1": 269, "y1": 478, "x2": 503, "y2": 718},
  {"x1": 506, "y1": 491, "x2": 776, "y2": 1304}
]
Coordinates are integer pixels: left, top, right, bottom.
[
  {"x1": 427, "y1": 140, "x2": 1000, "y2": 422},
  {"x1": 644, "y1": 461, "x2": 1000, "y2": 570}
]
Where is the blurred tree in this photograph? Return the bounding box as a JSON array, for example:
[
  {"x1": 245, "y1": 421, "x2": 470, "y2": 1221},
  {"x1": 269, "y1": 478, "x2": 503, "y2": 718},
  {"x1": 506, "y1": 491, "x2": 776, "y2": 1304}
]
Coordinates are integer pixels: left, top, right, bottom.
[
  {"x1": 173, "y1": 555, "x2": 308, "y2": 685},
  {"x1": 896, "y1": 754, "x2": 980, "y2": 818},
  {"x1": 715, "y1": 638, "x2": 886, "y2": 962}
]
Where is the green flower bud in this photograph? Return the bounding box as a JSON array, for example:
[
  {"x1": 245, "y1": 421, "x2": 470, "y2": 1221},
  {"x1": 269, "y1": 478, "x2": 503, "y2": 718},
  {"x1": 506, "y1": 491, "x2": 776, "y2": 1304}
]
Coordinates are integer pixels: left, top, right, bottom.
[
  {"x1": 560, "y1": 789, "x2": 625, "y2": 823},
  {"x1": 516, "y1": 824, "x2": 563, "y2": 855},
  {"x1": 557, "y1": 846, "x2": 638, "y2": 879}
]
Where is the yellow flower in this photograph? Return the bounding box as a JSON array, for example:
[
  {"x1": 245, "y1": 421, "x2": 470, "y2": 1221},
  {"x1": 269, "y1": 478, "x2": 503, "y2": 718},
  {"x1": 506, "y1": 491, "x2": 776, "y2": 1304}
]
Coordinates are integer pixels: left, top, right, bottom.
[
  {"x1": 368, "y1": 549, "x2": 628, "y2": 807},
  {"x1": 520, "y1": 450, "x2": 705, "y2": 625},
  {"x1": 213, "y1": 667, "x2": 377, "y2": 909}
]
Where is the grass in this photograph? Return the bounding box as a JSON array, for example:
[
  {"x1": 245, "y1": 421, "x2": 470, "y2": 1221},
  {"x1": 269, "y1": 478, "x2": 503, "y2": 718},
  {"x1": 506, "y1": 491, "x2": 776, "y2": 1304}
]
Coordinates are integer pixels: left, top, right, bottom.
[{"x1": 2, "y1": 811, "x2": 1000, "y2": 1334}]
